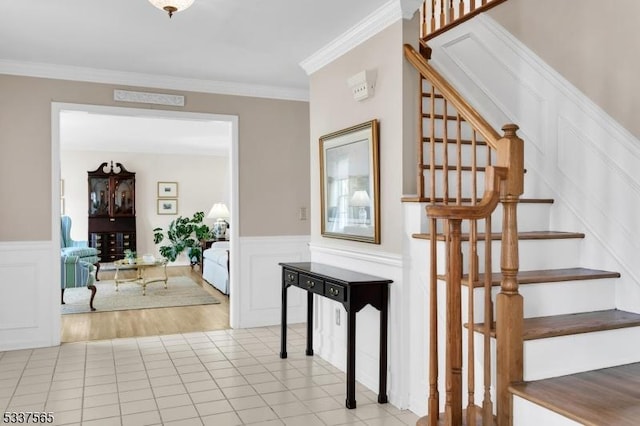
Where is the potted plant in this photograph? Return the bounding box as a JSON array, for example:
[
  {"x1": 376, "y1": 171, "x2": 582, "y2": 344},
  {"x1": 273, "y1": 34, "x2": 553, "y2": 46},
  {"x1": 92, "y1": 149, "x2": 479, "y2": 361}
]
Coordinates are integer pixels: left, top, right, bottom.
[
  {"x1": 123, "y1": 249, "x2": 137, "y2": 264},
  {"x1": 153, "y1": 211, "x2": 211, "y2": 263}
]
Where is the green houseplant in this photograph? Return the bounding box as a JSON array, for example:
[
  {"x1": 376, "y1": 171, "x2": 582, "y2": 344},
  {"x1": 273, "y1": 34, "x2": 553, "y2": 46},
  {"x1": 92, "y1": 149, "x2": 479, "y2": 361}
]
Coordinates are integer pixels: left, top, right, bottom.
[
  {"x1": 123, "y1": 249, "x2": 137, "y2": 264},
  {"x1": 153, "y1": 212, "x2": 212, "y2": 263}
]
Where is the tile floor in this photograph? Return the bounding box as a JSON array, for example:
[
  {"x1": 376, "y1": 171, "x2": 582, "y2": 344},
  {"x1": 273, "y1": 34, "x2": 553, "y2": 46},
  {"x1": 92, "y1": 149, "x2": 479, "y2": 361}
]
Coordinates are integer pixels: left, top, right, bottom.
[{"x1": 0, "y1": 325, "x2": 419, "y2": 425}]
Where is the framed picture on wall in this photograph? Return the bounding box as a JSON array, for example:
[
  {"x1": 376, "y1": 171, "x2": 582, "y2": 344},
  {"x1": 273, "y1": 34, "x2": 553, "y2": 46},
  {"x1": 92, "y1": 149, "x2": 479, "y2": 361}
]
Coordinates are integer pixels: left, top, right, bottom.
[
  {"x1": 319, "y1": 119, "x2": 380, "y2": 244},
  {"x1": 157, "y1": 182, "x2": 178, "y2": 198},
  {"x1": 157, "y1": 198, "x2": 178, "y2": 215}
]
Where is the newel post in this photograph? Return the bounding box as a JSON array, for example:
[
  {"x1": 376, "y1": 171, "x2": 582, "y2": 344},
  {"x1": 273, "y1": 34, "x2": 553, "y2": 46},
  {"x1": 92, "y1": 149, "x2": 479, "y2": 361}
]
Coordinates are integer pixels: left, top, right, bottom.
[{"x1": 495, "y1": 124, "x2": 524, "y2": 426}]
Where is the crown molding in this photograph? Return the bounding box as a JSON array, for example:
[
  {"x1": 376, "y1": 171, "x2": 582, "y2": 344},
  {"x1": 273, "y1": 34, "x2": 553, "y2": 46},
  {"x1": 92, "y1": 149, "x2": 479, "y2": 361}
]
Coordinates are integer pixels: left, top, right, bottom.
[
  {"x1": 0, "y1": 59, "x2": 309, "y2": 102},
  {"x1": 299, "y1": 0, "x2": 403, "y2": 75}
]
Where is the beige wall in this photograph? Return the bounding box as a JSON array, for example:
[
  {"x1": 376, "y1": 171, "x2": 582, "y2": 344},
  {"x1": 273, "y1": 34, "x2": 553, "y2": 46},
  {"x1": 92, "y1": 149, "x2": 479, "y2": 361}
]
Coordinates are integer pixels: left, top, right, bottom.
[
  {"x1": 490, "y1": 0, "x2": 640, "y2": 139},
  {"x1": 310, "y1": 19, "x2": 418, "y2": 254},
  {"x1": 0, "y1": 74, "x2": 310, "y2": 241}
]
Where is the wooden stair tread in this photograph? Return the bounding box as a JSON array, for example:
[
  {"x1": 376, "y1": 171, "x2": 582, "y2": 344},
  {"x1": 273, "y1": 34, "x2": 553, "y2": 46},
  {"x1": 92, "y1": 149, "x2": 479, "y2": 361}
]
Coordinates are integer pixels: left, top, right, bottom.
[
  {"x1": 474, "y1": 309, "x2": 640, "y2": 340},
  {"x1": 422, "y1": 136, "x2": 488, "y2": 145},
  {"x1": 412, "y1": 230, "x2": 584, "y2": 242},
  {"x1": 402, "y1": 196, "x2": 554, "y2": 204},
  {"x1": 460, "y1": 267, "x2": 621, "y2": 288},
  {"x1": 510, "y1": 362, "x2": 640, "y2": 426}
]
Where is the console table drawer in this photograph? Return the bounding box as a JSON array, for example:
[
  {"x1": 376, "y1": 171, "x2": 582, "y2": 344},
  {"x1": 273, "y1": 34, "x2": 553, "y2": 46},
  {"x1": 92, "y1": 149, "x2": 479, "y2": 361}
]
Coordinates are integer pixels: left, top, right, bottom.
[
  {"x1": 299, "y1": 274, "x2": 324, "y2": 294},
  {"x1": 284, "y1": 270, "x2": 298, "y2": 285},
  {"x1": 325, "y1": 282, "x2": 346, "y2": 302}
]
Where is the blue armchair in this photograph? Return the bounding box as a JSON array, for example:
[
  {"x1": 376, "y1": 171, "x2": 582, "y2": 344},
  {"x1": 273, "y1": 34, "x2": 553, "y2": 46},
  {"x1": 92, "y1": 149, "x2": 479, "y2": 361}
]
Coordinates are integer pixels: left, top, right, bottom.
[
  {"x1": 61, "y1": 216, "x2": 101, "y2": 279},
  {"x1": 61, "y1": 256, "x2": 97, "y2": 311}
]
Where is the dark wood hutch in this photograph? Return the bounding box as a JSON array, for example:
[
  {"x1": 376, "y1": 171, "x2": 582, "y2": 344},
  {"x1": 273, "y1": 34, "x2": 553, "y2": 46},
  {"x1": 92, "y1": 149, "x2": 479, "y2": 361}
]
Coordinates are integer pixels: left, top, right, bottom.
[{"x1": 88, "y1": 161, "x2": 136, "y2": 262}]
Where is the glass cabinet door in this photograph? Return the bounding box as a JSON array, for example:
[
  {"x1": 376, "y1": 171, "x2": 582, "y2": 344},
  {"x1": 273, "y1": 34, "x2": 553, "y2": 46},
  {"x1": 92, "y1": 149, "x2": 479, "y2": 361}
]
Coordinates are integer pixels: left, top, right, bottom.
[
  {"x1": 89, "y1": 177, "x2": 110, "y2": 216},
  {"x1": 114, "y1": 178, "x2": 135, "y2": 216}
]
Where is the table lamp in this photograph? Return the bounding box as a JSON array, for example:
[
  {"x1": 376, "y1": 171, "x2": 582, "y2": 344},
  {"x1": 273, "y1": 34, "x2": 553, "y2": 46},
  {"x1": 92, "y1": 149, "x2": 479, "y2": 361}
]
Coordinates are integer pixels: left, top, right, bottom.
[
  {"x1": 350, "y1": 190, "x2": 370, "y2": 226},
  {"x1": 208, "y1": 202, "x2": 230, "y2": 239}
]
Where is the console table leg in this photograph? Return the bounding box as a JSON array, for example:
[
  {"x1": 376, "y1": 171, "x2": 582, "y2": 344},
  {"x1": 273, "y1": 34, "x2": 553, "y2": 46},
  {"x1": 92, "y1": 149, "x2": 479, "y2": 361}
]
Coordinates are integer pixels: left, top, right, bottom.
[
  {"x1": 280, "y1": 278, "x2": 288, "y2": 359},
  {"x1": 306, "y1": 292, "x2": 314, "y2": 356},
  {"x1": 378, "y1": 286, "x2": 389, "y2": 403},
  {"x1": 346, "y1": 307, "x2": 357, "y2": 409}
]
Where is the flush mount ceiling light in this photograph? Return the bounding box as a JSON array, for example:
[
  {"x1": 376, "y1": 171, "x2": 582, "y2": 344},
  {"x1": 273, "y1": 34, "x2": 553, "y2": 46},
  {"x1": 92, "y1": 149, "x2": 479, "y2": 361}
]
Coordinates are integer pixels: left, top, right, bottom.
[{"x1": 148, "y1": 0, "x2": 194, "y2": 18}]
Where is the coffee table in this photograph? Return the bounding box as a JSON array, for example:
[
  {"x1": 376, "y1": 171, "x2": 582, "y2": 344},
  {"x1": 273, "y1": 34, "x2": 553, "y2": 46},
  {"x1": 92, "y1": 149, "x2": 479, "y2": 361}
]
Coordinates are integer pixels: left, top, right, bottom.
[{"x1": 114, "y1": 258, "x2": 168, "y2": 295}]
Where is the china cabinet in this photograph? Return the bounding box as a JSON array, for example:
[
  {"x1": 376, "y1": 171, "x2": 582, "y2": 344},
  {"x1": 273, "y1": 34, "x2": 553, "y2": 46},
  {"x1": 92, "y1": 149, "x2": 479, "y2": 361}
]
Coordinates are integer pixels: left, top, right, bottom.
[{"x1": 88, "y1": 161, "x2": 136, "y2": 261}]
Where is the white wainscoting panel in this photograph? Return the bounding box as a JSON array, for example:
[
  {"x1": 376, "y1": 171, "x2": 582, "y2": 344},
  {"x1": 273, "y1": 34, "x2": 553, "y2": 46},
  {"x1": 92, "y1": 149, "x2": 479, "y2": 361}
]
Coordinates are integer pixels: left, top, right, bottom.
[
  {"x1": 236, "y1": 236, "x2": 310, "y2": 328},
  {"x1": 427, "y1": 15, "x2": 640, "y2": 312},
  {"x1": 0, "y1": 242, "x2": 59, "y2": 351},
  {"x1": 309, "y1": 244, "x2": 407, "y2": 408}
]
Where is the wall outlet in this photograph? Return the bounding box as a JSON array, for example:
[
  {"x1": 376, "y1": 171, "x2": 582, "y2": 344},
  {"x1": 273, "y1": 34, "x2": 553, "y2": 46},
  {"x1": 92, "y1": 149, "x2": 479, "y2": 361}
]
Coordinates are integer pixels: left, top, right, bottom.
[
  {"x1": 335, "y1": 308, "x2": 340, "y2": 326},
  {"x1": 299, "y1": 207, "x2": 307, "y2": 220}
]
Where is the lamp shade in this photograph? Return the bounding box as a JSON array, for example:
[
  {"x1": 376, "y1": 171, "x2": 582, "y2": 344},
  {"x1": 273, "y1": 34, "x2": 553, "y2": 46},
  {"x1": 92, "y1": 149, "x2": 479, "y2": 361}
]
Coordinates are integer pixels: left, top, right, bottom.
[
  {"x1": 148, "y1": 0, "x2": 194, "y2": 17},
  {"x1": 208, "y1": 203, "x2": 230, "y2": 219},
  {"x1": 351, "y1": 190, "x2": 370, "y2": 207}
]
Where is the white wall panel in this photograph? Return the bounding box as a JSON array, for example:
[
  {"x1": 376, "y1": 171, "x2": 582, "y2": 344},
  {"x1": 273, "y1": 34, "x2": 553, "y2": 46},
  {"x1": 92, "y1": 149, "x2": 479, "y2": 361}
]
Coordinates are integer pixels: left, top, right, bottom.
[{"x1": 0, "y1": 242, "x2": 59, "y2": 351}]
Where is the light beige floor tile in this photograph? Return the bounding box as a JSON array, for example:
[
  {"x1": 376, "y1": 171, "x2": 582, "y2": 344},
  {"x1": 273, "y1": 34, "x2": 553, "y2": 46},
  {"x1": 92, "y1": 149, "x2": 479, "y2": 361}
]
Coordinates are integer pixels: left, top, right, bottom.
[
  {"x1": 84, "y1": 382, "x2": 118, "y2": 397},
  {"x1": 120, "y1": 398, "x2": 158, "y2": 415},
  {"x1": 9, "y1": 392, "x2": 47, "y2": 406},
  {"x1": 82, "y1": 402, "x2": 121, "y2": 421},
  {"x1": 363, "y1": 416, "x2": 406, "y2": 426},
  {"x1": 117, "y1": 378, "x2": 151, "y2": 392},
  {"x1": 147, "y1": 366, "x2": 179, "y2": 378},
  {"x1": 236, "y1": 406, "x2": 278, "y2": 424},
  {"x1": 177, "y1": 364, "x2": 207, "y2": 375},
  {"x1": 45, "y1": 396, "x2": 82, "y2": 412},
  {"x1": 394, "y1": 411, "x2": 421, "y2": 425},
  {"x1": 260, "y1": 390, "x2": 298, "y2": 406},
  {"x1": 282, "y1": 413, "x2": 326, "y2": 426},
  {"x1": 209, "y1": 368, "x2": 240, "y2": 379},
  {"x1": 292, "y1": 386, "x2": 329, "y2": 401},
  {"x1": 252, "y1": 380, "x2": 288, "y2": 394},
  {"x1": 149, "y1": 374, "x2": 182, "y2": 388},
  {"x1": 215, "y1": 376, "x2": 248, "y2": 388},
  {"x1": 83, "y1": 391, "x2": 119, "y2": 408},
  {"x1": 49, "y1": 409, "x2": 81, "y2": 425},
  {"x1": 82, "y1": 416, "x2": 122, "y2": 426},
  {"x1": 228, "y1": 394, "x2": 266, "y2": 411},
  {"x1": 119, "y1": 387, "x2": 155, "y2": 402},
  {"x1": 152, "y1": 383, "x2": 187, "y2": 398},
  {"x1": 122, "y1": 409, "x2": 162, "y2": 426},
  {"x1": 188, "y1": 389, "x2": 225, "y2": 404},
  {"x1": 184, "y1": 379, "x2": 217, "y2": 393},
  {"x1": 156, "y1": 393, "x2": 193, "y2": 409},
  {"x1": 316, "y1": 407, "x2": 359, "y2": 426},
  {"x1": 117, "y1": 370, "x2": 148, "y2": 382},
  {"x1": 270, "y1": 400, "x2": 312, "y2": 418},
  {"x1": 220, "y1": 384, "x2": 257, "y2": 399},
  {"x1": 160, "y1": 404, "x2": 200, "y2": 423},
  {"x1": 13, "y1": 382, "x2": 49, "y2": 395},
  {"x1": 164, "y1": 417, "x2": 204, "y2": 426},
  {"x1": 18, "y1": 373, "x2": 53, "y2": 385},
  {"x1": 302, "y1": 395, "x2": 343, "y2": 412},
  {"x1": 84, "y1": 374, "x2": 117, "y2": 386},
  {"x1": 47, "y1": 387, "x2": 83, "y2": 401},
  {"x1": 194, "y1": 399, "x2": 234, "y2": 416},
  {"x1": 179, "y1": 372, "x2": 211, "y2": 383},
  {"x1": 201, "y1": 411, "x2": 243, "y2": 426}
]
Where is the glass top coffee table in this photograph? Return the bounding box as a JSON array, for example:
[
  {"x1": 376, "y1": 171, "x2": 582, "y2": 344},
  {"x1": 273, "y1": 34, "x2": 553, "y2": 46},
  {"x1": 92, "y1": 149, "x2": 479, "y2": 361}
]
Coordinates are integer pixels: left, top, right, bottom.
[{"x1": 114, "y1": 258, "x2": 168, "y2": 295}]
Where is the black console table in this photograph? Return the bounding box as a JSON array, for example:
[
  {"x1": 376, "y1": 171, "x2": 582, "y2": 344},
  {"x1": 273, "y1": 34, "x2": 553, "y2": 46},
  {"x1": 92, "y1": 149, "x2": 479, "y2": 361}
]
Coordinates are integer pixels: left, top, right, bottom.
[{"x1": 279, "y1": 262, "x2": 392, "y2": 409}]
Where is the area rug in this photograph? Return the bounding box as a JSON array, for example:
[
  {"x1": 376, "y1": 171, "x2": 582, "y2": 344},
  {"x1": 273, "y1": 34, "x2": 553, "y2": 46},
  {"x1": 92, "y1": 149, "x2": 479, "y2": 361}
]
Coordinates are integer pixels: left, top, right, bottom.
[{"x1": 61, "y1": 276, "x2": 220, "y2": 314}]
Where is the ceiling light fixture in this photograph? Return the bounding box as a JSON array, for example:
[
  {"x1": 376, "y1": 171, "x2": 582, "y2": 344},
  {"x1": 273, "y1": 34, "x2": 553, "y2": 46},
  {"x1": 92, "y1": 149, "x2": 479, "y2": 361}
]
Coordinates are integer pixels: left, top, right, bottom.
[{"x1": 148, "y1": 0, "x2": 194, "y2": 18}]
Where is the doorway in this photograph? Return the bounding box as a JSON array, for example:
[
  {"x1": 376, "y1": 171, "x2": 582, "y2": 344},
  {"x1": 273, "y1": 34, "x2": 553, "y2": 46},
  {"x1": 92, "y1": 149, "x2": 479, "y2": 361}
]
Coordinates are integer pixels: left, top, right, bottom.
[{"x1": 52, "y1": 103, "x2": 239, "y2": 341}]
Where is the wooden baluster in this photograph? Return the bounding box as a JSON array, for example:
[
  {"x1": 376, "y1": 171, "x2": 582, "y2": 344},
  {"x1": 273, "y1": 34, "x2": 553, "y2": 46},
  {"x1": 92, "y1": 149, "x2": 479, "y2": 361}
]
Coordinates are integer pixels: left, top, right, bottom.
[
  {"x1": 440, "y1": 0, "x2": 445, "y2": 28},
  {"x1": 470, "y1": 0, "x2": 476, "y2": 11},
  {"x1": 458, "y1": 0, "x2": 465, "y2": 20},
  {"x1": 448, "y1": 0, "x2": 455, "y2": 24},
  {"x1": 445, "y1": 219, "x2": 463, "y2": 426},
  {"x1": 467, "y1": 219, "x2": 478, "y2": 426},
  {"x1": 430, "y1": 0, "x2": 436, "y2": 34},
  {"x1": 472, "y1": 130, "x2": 478, "y2": 203},
  {"x1": 430, "y1": 86, "x2": 437, "y2": 202},
  {"x1": 456, "y1": 114, "x2": 462, "y2": 204},
  {"x1": 482, "y1": 216, "x2": 494, "y2": 424},
  {"x1": 442, "y1": 99, "x2": 449, "y2": 204},
  {"x1": 495, "y1": 124, "x2": 524, "y2": 426},
  {"x1": 428, "y1": 217, "x2": 440, "y2": 426},
  {"x1": 418, "y1": 77, "x2": 426, "y2": 199}
]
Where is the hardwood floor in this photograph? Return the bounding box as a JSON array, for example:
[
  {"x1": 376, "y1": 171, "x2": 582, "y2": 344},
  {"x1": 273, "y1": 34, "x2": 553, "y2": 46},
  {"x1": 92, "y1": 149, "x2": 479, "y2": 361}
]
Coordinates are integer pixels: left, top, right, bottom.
[{"x1": 60, "y1": 266, "x2": 230, "y2": 343}]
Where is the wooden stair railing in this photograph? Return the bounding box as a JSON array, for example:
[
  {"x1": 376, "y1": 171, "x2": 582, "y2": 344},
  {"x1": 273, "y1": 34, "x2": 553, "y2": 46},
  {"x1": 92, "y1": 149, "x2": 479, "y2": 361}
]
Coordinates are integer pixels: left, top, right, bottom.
[
  {"x1": 404, "y1": 42, "x2": 524, "y2": 426},
  {"x1": 420, "y1": 0, "x2": 508, "y2": 41}
]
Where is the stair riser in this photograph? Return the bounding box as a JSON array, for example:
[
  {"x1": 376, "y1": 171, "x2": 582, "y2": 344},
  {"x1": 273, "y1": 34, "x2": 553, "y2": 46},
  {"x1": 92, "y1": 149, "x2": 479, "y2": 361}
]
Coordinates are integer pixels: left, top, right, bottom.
[
  {"x1": 429, "y1": 203, "x2": 552, "y2": 233},
  {"x1": 434, "y1": 238, "x2": 583, "y2": 274},
  {"x1": 460, "y1": 279, "x2": 617, "y2": 322},
  {"x1": 513, "y1": 397, "x2": 581, "y2": 426},
  {"x1": 523, "y1": 326, "x2": 640, "y2": 380}
]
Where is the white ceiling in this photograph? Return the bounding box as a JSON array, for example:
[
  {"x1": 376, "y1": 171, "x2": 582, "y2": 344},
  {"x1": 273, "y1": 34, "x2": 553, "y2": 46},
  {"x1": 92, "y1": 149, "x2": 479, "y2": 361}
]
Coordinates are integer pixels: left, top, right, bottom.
[{"x1": 4, "y1": 0, "x2": 417, "y2": 154}]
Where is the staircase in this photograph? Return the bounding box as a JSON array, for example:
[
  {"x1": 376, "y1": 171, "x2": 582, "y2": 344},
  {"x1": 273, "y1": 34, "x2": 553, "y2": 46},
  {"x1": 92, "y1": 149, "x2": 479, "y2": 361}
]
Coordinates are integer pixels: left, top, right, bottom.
[{"x1": 405, "y1": 2, "x2": 640, "y2": 425}]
